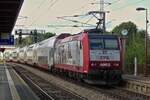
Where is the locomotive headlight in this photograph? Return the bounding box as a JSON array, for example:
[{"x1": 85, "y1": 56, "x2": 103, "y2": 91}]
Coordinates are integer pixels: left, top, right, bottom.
[
  {"x1": 91, "y1": 63, "x2": 94, "y2": 66},
  {"x1": 91, "y1": 62, "x2": 97, "y2": 67}
]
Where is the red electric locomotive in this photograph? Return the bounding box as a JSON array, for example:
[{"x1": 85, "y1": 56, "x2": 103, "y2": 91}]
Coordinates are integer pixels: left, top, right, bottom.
[{"x1": 54, "y1": 29, "x2": 122, "y2": 85}]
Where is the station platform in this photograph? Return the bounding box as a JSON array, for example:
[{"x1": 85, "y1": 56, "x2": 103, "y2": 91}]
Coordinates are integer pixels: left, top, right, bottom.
[
  {"x1": 123, "y1": 74, "x2": 150, "y2": 83},
  {"x1": 0, "y1": 63, "x2": 39, "y2": 100},
  {"x1": 123, "y1": 74, "x2": 150, "y2": 96}
]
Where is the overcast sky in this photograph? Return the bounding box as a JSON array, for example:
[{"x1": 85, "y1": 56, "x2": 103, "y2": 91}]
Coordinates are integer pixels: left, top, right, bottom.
[{"x1": 15, "y1": 0, "x2": 150, "y2": 34}]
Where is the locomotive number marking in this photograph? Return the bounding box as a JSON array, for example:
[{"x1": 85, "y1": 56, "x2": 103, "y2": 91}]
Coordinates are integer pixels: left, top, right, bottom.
[{"x1": 100, "y1": 56, "x2": 109, "y2": 60}]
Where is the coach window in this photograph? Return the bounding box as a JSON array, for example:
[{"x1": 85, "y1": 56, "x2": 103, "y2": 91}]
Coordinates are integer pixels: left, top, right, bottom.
[
  {"x1": 49, "y1": 48, "x2": 53, "y2": 58},
  {"x1": 68, "y1": 43, "x2": 72, "y2": 59}
]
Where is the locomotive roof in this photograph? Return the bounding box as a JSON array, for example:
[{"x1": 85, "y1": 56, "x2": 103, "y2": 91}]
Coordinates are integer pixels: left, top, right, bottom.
[
  {"x1": 28, "y1": 43, "x2": 37, "y2": 48},
  {"x1": 37, "y1": 36, "x2": 56, "y2": 47},
  {"x1": 36, "y1": 33, "x2": 71, "y2": 48},
  {"x1": 56, "y1": 33, "x2": 81, "y2": 44},
  {"x1": 88, "y1": 33, "x2": 119, "y2": 38},
  {"x1": 19, "y1": 46, "x2": 28, "y2": 51},
  {"x1": 26, "y1": 43, "x2": 38, "y2": 51},
  {"x1": 12, "y1": 47, "x2": 20, "y2": 53},
  {"x1": 84, "y1": 29, "x2": 119, "y2": 37},
  {"x1": 56, "y1": 31, "x2": 119, "y2": 44},
  {"x1": 84, "y1": 29, "x2": 104, "y2": 33}
]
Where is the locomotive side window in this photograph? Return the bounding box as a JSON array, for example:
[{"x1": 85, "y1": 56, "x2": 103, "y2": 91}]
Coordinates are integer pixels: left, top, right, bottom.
[
  {"x1": 104, "y1": 39, "x2": 118, "y2": 49},
  {"x1": 79, "y1": 41, "x2": 82, "y2": 49}
]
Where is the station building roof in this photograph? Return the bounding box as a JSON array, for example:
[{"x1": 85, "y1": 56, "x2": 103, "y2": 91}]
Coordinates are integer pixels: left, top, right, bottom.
[{"x1": 0, "y1": 0, "x2": 24, "y2": 33}]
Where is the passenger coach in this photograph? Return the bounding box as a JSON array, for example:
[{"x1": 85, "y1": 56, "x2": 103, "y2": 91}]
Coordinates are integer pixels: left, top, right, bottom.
[
  {"x1": 18, "y1": 46, "x2": 28, "y2": 63},
  {"x1": 35, "y1": 33, "x2": 70, "y2": 69},
  {"x1": 26, "y1": 44, "x2": 38, "y2": 65},
  {"x1": 11, "y1": 48, "x2": 20, "y2": 62}
]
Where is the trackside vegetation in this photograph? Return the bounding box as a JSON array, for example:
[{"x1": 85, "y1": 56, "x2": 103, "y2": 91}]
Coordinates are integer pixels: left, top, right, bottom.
[{"x1": 112, "y1": 21, "x2": 149, "y2": 75}]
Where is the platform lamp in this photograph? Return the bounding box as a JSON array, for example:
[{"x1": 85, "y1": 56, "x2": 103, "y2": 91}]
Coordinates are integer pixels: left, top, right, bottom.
[{"x1": 136, "y1": 7, "x2": 149, "y2": 77}]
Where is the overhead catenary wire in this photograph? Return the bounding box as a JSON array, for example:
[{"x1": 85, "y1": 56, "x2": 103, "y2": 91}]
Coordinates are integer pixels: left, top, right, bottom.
[
  {"x1": 57, "y1": 17, "x2": 96, "y2": 27},
  {"x1": 84, "y1": 16, "x2": 95, "y2": 25},
  {"x1": 24, "y1": 0, "x2": 53, "y2": 26},
  {"x1": 29, "y1": 0, "x2": 57, "y2": 26},
  {"x1": 91, "y1": 0, "x2": 121, "y2": 9},
  {"x1": 27, "y1": 0, "x2": 51, "y2": 18},
  {"x1": 111, "y1": 0, "x2": 146, "y2": 12},
  {"x1": 87, "y1": 0, "x2": 146, "y2": 31},
  {"x1": 102, "y1": 0, "x2": 147, "y2": 30},
  {"x1": 108, "y1": 0, "x2": 146, "y2": 25},
  {"x1": 29, "y1": 0, "x2": 109, "y2": 31},
  {"x1": 111, "y1": 0, "x2": 121, "y2": 4},
  {"x1": 21, "y1": 0, "x2": 148, "y2": 34},
  {"x1": 58, "y1": 14, "x2": 89, "y2": 18},
  {"x1": 47, "y1": 0, "x2": 59, "y2": 10},
  {"x1": 22, "y1": 0, "x2": 51, "y2": 27},
  {"x1": 54, "y1": 12, "x2": 97, "y2": 30},
  {"x1": 47, "y1": 25, "x2": 95, "y2": 28},
  {"x1": 29, "y1": 0, "x2": 59, "y2": 26}
]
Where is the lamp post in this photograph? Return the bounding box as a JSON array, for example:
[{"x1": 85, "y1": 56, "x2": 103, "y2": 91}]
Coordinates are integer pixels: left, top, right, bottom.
[{"x1": 136, "y1": 7, "x2": 149, "y2": 77}]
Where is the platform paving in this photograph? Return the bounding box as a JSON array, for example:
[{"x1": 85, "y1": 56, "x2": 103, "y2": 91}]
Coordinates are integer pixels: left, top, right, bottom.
[
  {"x1": 123, "y1": 74, "x2": 150, "y2": 83},
  {"x1": 0, "y1": 63, "x2": 39, "y2": 100},
  {"x1": 0, "y1": 64, "x2": 12, "y2": 100}
]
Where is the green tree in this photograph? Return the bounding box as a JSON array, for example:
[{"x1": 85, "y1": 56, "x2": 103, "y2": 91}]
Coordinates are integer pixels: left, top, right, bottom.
[
  {"x1": 112, "y1": 21, "x2": 145, "y2": 74},
  {"x1": 15, "y1": 32, "x2": 56, "y2": 47},
  {"x1": 112, "y1": 21, "x2": 137, "y2": 45},
  {"x1": 125, "y1": 33, "x2": 144, "y2": 74},
  {"x1": 37, "y1": 32, "x2": 55, "y2": 42}
]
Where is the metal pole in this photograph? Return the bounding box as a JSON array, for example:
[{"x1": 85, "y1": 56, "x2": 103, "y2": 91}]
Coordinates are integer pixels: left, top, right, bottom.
[
  {"x1": 34, "y1": 29, "x2": 37, "y2": 43},
  {"x1": 144, "y1": 9, "x2": 148, "y2": 77},
  {"x1": 19, "y1": 31, "x2": 22, "y2": 46},
  {"x1": 134, "y1": 57, "x2": 137, "y2": 76},
  {"x1": 103, "y1": 12, "x2": 106, "y2": 32},
  {"x1": 100, "y1": 0, "x2": 106, "y2": 33},
  {"x1": 100, "y1": 0, "x2": 104, "y2": 12}
]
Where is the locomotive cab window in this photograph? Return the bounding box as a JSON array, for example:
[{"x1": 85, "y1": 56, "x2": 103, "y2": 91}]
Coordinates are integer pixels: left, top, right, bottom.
[
  {"x1": 104, "y1": 39, "x2": 118, "y2": 49},
  {"x1": 89, "y1": 35, "x2": 119, "y2": 50},
  {"x1": 90, "y1": 39, "x2": 103, "y2": 50}
]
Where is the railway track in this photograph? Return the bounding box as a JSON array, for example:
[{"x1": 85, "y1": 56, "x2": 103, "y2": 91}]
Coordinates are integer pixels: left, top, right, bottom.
[
  {"x1": 92, "y1": 86, "x2": 150, "y2": 100},
  {"x1": 64, "y1": 74, "x2": 150, "y2": 100},
  {"x1": 12, "y1": 65, "x2": 86, "y2": 100},
  {"x1": 9, "y1": 63, "x2": 150, "y2": 100}
]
